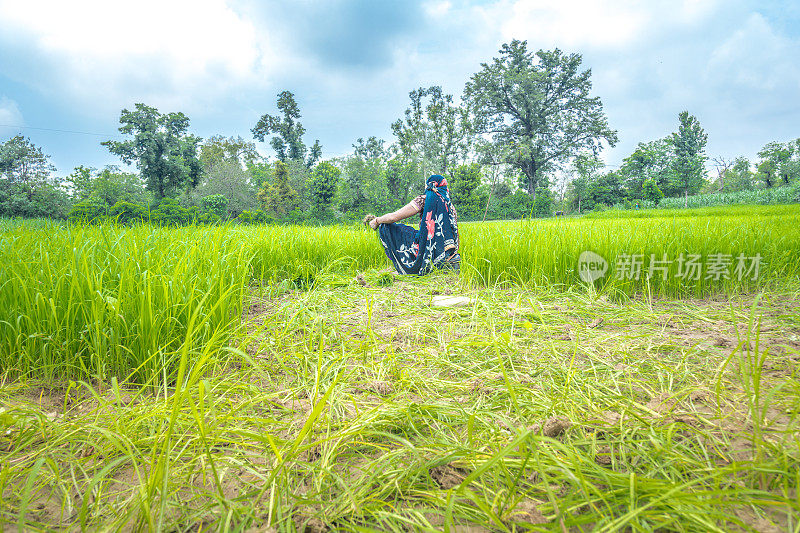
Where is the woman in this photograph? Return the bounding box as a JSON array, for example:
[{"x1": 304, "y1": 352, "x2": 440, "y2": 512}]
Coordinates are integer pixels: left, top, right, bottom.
[{"x1": 366, "y1": 174, "x2": 460, "y2": 274}]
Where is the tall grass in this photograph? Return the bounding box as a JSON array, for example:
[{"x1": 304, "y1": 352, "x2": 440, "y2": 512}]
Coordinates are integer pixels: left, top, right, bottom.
[
  {"x1": 461, "y1": 205, "x2": 800, "y2": 296},
  {"x1": 2, "y1": 204, "x2": 799, "y2": 383},
  {"x1": 0, "y1": 224, "x2": 249, "y2": 385}
]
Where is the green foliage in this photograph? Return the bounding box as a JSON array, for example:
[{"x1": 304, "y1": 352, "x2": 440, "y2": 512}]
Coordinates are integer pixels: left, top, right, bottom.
[
  {"x1": 0, "y1": 135, "x2": 55, "y2": 189},
  {"x1": 199, "y1": 135, "x2": 260, "y2": 170},
  {"x1": 199, "y1": 194, "x2": 229, "y2": 218},
  {"x1": 151, "y1": 198, "x2": 191, "y2": 226},
  {"x1": 308, "y1": 161, "x2": 340, "y2": 210},
  {"x1": 102, "y1": 103, "x2": 202, "y2": 199},
  {"x1": 337, "y1": 137, "x2": 391, "y2": 216},
  {"x1": 567, "y1": 152, "x2": 605, "y2": 213},
  {"x1": 391, "y1": 86, "x2": 472, "y2": 179},
  {"x1": 93, "y1": 167, "x2": 150, "y2": 206},
  {"x1": 110, "y1": 201, "x2": 148, "y2": 224},
  {"x1": 65, "y1": 165, "x2": 94, "y2": 200},
  {"x1": 237, "y1": 210, "x2": 256, "y2": 224},
  {"x1": 252, "y1": 90, "x2": 321, "y2": 168},
  {"x1": 385, "y1": 157, "x2": 418, "y2": 207},
  {"x1": 449, "y1": 163, "x2": 483, "y2": 218},
  {"x1": 465, "y1": 40, "x2": 617, "y2": 195},
  {"x1": 642, "y1": 178, "x2": 664, "y2": 205},
  {"x1": 68, "y1": 197, "x2": 108, "y2": 224},
  {"x1": 185, "y1": 161, "x2": 258, "y2": 218},
  {"x1": 484, "y1": 190, "x2": 534, "y2": 220},
  {"x1": 756, "y1": 139, "x2": 798, "y2": 188},
  {"x1": 721, "y1": 157, "x2": 755, "y2": 192},
  {"x1": 668, "y1": 111, "x2": 708, "y2": 198},
  {"x1": 532, "y1": 186, "x2": 554, "y2": 217},
  {"x1": 619, "y1": 138, "x2": 674, "y2": 197},
  {"x1": 612, "y1": 182, "x2": 800, "y2": 211},
  {"x1": 258, "y1": 161, "x2": 299, "y2": 217},
  {"x1": 0, "y1": 135, "x2": 64, "y2": 219},
  {"x1": 585, "y1": 171, "x2": 625, "y2": 209}
]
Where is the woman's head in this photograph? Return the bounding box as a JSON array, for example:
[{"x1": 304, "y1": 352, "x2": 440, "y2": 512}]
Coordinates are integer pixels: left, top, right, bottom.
[{"x1": 427, "y1": 174, "x2": 448, "y2": 188}]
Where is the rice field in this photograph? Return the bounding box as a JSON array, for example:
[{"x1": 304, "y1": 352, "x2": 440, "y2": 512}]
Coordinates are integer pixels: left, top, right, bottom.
[{"x1": 1, "y1": 205, "x2": 799, "y2": 531}]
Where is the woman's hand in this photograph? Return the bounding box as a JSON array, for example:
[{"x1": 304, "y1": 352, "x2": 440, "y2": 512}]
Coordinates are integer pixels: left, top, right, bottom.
[{"x1": 369, "y1": 217, "x2": 380, "y2": 229}]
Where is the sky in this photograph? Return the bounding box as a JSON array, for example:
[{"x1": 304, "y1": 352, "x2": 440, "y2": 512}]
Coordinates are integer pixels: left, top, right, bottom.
[{"x1": 1, "y1": 0, "x2": 799, "y2": 176}]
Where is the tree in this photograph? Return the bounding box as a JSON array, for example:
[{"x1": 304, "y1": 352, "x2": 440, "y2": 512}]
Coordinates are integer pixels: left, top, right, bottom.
[
  {"x1": 474, "y1": 138, "x2": 511, "y2": 221},
  {"x1": 385, "y1": 156, "x2": 418, "y2": 207},
  {"x1": 449, "y1": 163, "x2": 483, "y2": 218},
  {"x1": 199, "y1": 194, "x2": 229, "y2": 218},
  {"x1": 103, "y1": 103, "x2": 202, "y2": 199},
  {"x1": 65, "y1": 165, "x2": 94, "y2": 200},
  {"x1": 568, "y1": 152, "x2": 604, "y2": 213},
  {"x1": 718, "y1": 156, "x2": 754, "y2": 192},
  {"x1": 391, "y1": 86, "x2": 472, "y2": 183},
  {"x1": 619, "y1": 138, "x2": 674, "y2": 197},
  {"x1": 757, "y1": 141, "x2": 795, "y2": 187},
  {"x1": 464, "y1": 40, "x2": 617, "y2": 198},
  {"x1": 0, "y1": 135, "x2": 56, "y2": 200},
  {"x1": 532, "y1": 186, "x2": 554, "y2": 217},
  {"x1": 669, "y1": 111, "x2": 708, "y2": 205},
  {"x1": 92, "y1": 167, "x2": 150, "y2": 206},
  {"x1": 185, "y1": 161, "x2": 258, "y2": 217},
  {"x1": 258, "y1": 161, "x2": 299, "y2": 217},
  {"x1": 586, "y1": 171, "x2": 624, "y2": 208},
  {"x1": 0, "y1": 135, "x2": 67, "y2": 218},
  {"x1": 199, "y1": 135, "x2": 260, "y2": 170},
  {"x1": 252, "y1": 91, "x2": 321, "y2": 168},
  {"x1": 642, "y1": 178, "x2": 664, "y2": 205},
  {"x1": 308, "y1": 161, "x2": 340, "y2": 210},
  {"x1": 337, "y1": 137, "x2": 390, "y2": 215}
]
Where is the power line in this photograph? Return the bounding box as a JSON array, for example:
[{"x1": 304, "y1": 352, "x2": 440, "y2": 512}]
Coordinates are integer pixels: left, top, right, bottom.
[{"x1": 0, "y1": 123, "x2": 122, "y2": 138}]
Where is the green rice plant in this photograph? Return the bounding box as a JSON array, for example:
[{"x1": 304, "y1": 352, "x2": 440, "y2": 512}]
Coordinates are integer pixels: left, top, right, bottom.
[
  {"x1": 460, "y1": 205, "x2": 800, "y2": 297},
  {"x1": 0, "y1": 223, "x2": 250, "y2": 386}
]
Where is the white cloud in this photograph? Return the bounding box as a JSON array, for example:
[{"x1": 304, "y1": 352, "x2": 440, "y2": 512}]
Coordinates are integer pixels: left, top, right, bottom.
[
  {"x1": 500, "y1": 0, "x2": 721, "y2": 50},
  {"x1": 0, "y1": 96, "x2": 23, "y2": 126},
  {"x1": 0, "y1": 0, "x2": 273, "y2": 113},
  {"x1": 707, "y1": 13, "x2": 800, "y2": 92}
]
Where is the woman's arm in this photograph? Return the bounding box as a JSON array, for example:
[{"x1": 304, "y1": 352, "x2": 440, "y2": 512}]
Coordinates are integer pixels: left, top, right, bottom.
[{"x1": 369, "y1": 201, "x2": 421, "y2": 229}]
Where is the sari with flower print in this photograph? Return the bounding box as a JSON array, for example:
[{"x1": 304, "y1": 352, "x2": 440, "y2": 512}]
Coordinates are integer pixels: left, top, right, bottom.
[{"x1": 378, "y1": 175, "x2": 459, "y2": 275}]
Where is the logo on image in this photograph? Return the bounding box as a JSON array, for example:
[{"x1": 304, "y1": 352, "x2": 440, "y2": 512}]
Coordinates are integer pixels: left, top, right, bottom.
[{"x1": 578, "y1": 251, "x2": 608, "y2": 283}]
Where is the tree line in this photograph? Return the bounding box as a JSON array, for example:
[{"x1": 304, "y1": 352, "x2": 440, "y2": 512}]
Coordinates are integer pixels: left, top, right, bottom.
[{"x1": 1, "y1": 39, "x2": 799, "y2": 224}]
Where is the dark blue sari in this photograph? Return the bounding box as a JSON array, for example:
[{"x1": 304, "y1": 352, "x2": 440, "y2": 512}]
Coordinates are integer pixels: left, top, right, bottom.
[{"x1": 378, "y1": 175, "x2": 459, "y2": 275}]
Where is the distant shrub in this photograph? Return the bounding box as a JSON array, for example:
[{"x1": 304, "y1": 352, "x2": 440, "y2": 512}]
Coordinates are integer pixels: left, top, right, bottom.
[
  {"x1": 197, "y1": 212, "x2": 222, "y2": 225},
  {"x1": 110, "y1": 201, "x2": 148, "y2": 224},
  {"x1": 151, "y1": 198, "x2": 191, "y2": 226},
  {"x1": 200, "y1": 194, "x2": 228, "y2": 218},
  {"x1": 68, "y1": 197, "x2": 108, "y2": 223},
  {"x1": 238, "y1": 210, "x2": 256, "y2": 224}
]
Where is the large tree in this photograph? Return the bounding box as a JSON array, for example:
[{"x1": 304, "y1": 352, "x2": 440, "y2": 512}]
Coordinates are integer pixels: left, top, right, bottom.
[
  {"x1": 465, "y1": 40, "x2": 617, "y2": 198},
  {"x1": 199, "y1": 135, "x2": 260, "y2": 170},
  {"x1": 619, "y1": 138, "x2": 674, "y2": 198},
  {"x1": 756, "y1": 140, "x2": 796, "y2": 187},
  {"x1": 391, "y1": 86, "x2": 472, "y2": 184},
  {"x1": 568, "y1": 152, "x2": 604, "y2": 213},
  {"x1": 258, "y1": 161, "x2": 299, "y2": 217},
  {"x1": 668, "y1": 111, "x2": 708, "y2": 203},
  {"x1": 103, "y1": 103, "x2": 202, "y2": 199},
  {"x1": 252, "y1": 91, "x2": 321, "y2": 168},
  {"x1": 0, "y1": 135, "x2": 56, "y2": 199},
  {"x1": 337, "y1": 137, "x2": 390, "y2": 214},
  {"x1": 308, "y1": 161, "x2": 340, "y2": 210}
]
